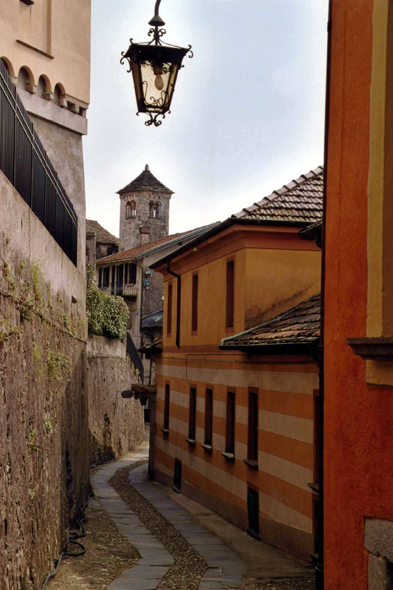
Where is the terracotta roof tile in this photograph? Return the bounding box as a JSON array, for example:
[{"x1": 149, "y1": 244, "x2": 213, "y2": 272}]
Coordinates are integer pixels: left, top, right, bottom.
[
  {"x1": 96, "y1": 232, "x2": 188, "y2": 264},
  {"x1": 233, "y1": 166, "x2": 323, "y2": 224},
  {"x1": 117, "y1": 166, "x2": 174, "y2": 195},
  {"x1": 86, "y1": 220, "x2": 119, "y2": 245},
  {"x1": 96, "y1": 223, "x2": 217, "y2": 264},
  {"x1": 221, "y1": 293, "x2": 320, "y2": 348}
]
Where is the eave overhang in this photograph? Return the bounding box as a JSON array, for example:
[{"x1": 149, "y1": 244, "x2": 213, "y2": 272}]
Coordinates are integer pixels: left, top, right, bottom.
[
  {"x1": 219, "y1": 340, "x2": 319, "y2": 357},
  {"x1": 150, "y1": 216, "x2": 310, "y2": 271}
]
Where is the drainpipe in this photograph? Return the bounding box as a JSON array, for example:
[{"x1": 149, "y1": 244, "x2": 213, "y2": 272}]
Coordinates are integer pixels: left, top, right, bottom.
[
  {"x1": 167, "y1": 260, "x2": 181, "y2": 349},
  {"x1": 134, "y1": 261, "x2": 144, "y2": 340},
  {"x1": 315, "y1": 1, "x2": 332, "y2": 588}
]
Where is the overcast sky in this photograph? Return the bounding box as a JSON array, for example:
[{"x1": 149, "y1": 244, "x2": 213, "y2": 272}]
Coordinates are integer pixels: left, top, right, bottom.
[{"x1": 84, "y1": 0, "x2": 329, "y2": 238}]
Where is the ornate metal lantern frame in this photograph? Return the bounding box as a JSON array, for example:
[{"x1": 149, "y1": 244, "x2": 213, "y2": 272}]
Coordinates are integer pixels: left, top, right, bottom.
[{"x1": 121, "y1": 0, "x2": 193, "y2": 127}]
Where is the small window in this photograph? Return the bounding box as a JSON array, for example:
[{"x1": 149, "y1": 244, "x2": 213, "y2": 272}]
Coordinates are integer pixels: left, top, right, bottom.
[
  {"x1": 225, "y1": 390, "x2": 236, "y2": 454},
  {"x1": 247, "y1": 389, "x2": 258, "y2": 464},
  {"x1": 149, "y1": 202, "x2": 156, "y2": 218},
  {"x1": 99, "y1": 268, "x2": 103, "y2": 288},
  {"x1": 226, "y1": 260, "x2": 235, "y2": 329},
  {"x1": 103, "y1": 267, "x2": 110, "y2": 288},
  {"x1": 155, "y1": 202, "x2": 161, "y2": 219},
  {"x1": 189, "y1": 387, "x2": 197, "y2": 441},
  {"x1": 126, "y1": 202, "x2": 132, "y2": 219},
  {"x1": 247, "y1": 487, "x2": 260, "y2": 539},
  {"x1": 192, "y1": 273, "x2": 198, "y2": 332},
  {"x1": 204, "y1": 388, "x2": 213, "y2": 447},
  {"x1": 163, "y1": 383, "x2": 170, "y2": 431},
  {"x1": 174, "y1": 459, "x2": 182, "y2": 492},
  {"x1": 129, "y1": 263, "x2": 137, "y2": 284},
  {"x1": 167, "y1": 282, "x2": 173, "y2": 336}
]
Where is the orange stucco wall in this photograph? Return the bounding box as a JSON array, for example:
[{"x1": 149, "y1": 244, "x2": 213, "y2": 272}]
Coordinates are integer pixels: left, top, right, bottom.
[{"x1": 324, "y1": 0, "x2": 393, "y2": 587}]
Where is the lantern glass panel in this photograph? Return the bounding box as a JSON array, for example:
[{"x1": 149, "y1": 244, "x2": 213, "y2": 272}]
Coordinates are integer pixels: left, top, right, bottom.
[{"x1": 140, "y1": 60, "x2": 173, "y2": 113}]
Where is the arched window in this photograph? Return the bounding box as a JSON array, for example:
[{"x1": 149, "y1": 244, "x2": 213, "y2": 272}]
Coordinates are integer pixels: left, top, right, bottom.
[
  {"x1": 17, "y1": 67, "x2": 34, "y2": 93},
  {"x1": 149, "y1": 201, "x2": 156, "y2": 218},
  {"x1": 126, "y1": 201, "x2": 136, "y2": 219},
  {"x1": 37, "y1": 75, "x2": 51, "y2": 100},
  {"x1": 155, "y1": 202, "x2": 161, "y2": 219},
  {"x1": 54, "y1": 83, "x2": 66, "y2": 107},
  {"x1": 126, "y1": 202, "x2": 131, "y2": 219},
  {"x1": 1, "y1": 57, "x2": 14, "y2": 78}
]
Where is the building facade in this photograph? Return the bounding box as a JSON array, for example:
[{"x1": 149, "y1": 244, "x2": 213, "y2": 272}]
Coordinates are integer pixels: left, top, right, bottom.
[
  {"x1": 151, "y1": 169, "x2": 323, "y2": 559},
  {"x1": 323, "y1": 0, "x2": 393, "y2": 588},
  {"x1": 0, "y1": 0, "x2": 91, "y2": 586},
  {"x1": 0, "y1": 0, "x2": 91, "y2": 272},
  {"x1": 86, "y1": 219, "x2": 119, "y2": 270}
]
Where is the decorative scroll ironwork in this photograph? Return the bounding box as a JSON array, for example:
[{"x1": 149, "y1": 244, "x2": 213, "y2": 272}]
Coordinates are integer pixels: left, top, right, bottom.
[{"x1": 121, "y1": 0, "x2": 193, "y2": 127}]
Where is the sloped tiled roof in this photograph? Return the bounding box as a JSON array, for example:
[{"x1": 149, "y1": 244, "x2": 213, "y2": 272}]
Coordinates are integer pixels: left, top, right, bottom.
[
  {"x1": 97, "y1": 233, "x2": 187, "y2": 264},
  {"x1": 142, "y1": 309, "x2": 163, "y2": 329},
  {"x1": 221, "y1": 294, "x2": 321, "y2": 349},
  {"x1": 96, "y1": 223, "x2": 218, "y2": 265},
  {"x1": 232, "y1": 166, "x2": 323, "y2": 224},
  {"x1": 117, "y1": 165, "x2": 174, "y2": 195},
  {"x1": 86, "y1": 220, "x2": 119, "y2": 245}
]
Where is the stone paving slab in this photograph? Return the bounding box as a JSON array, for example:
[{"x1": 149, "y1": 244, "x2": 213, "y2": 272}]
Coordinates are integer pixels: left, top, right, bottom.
[
  {"x1": 129, "y1": 464, "x2": 246, "y2": 589},
  {"x1": 91, "y1": 443, "x2": 247, "y2": 589},
  {"x1": 91, "y1": 443, "x2": 173, "y2": 590}
]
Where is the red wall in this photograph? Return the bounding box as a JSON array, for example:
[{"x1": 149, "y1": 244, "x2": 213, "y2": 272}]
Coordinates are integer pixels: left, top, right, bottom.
[{"x1": 324, "y1": 0, "x2": 393, "y2": 587}]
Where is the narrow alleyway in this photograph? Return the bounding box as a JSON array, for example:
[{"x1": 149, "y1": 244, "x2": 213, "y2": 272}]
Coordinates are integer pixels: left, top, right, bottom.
[{"x1": 47, "y1": 441, "x2": 314, "y2": 590}]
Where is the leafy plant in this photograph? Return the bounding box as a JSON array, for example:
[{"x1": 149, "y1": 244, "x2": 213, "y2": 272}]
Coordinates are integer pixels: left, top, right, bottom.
[{"x1": 86, "y1": 265, "x2": 128, "y2": 341}]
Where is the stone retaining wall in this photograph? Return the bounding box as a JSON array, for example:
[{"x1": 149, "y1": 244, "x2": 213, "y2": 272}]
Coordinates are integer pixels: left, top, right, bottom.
[
  {"x1": 0, "y1": 172, "x2": 89, "y2": 589},
  {"x1": 87, "y1": 335, "x2": 144, "y2": 464}
]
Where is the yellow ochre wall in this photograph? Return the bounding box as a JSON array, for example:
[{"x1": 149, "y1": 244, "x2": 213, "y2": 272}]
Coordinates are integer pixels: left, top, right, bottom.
[
  {"x1": 163, "y1": 225, "x2": 321, "y2": 349},
  {"x1": 0, "y1": 0, "x2": 91, "y2": 104},
  {"x1": 154, "y1": 354, "x2": 318, "y2": 559},
  {"x1": 245, "y1": 248, "x2": 321, "y2": 328}
]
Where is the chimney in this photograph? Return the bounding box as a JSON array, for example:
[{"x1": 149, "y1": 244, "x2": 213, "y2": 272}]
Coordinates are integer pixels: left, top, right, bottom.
[{"x1": 139, "y1": 225, "x2": 150, "y2": 246}]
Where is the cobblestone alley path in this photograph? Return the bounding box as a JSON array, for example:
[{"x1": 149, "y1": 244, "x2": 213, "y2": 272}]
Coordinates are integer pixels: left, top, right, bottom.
[{"x1": 48, "y1": 441, "x2": 315, "y2": 590}]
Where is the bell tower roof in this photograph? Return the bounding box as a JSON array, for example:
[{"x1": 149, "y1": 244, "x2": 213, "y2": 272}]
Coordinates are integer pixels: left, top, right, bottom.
[{"x1": 117, "y1": 165, "x2": 174, "y2": 196}]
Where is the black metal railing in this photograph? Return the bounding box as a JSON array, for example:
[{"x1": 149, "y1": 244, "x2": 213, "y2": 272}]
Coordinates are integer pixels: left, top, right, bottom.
[
  {"x1": 0, "y1": 60, "x2": 78, "y2": 265},
  {"x1": 127, "y1": 333, "x2": 144, "y2": 381}
]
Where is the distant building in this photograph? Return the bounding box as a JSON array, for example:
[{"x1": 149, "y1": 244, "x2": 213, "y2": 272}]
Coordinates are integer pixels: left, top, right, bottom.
[
  {"x1": 117, "y1": 165, "x2": 174, "y2": 252},
  {"x1": 150, "y1": 168, "x2": 323, "y2": 559},
  {"x1": 86, "y1": 219, "x2": 119, "y2": 270},
  {"x1": 96, "y1": 224, "x2": 218, "y2": 382}
]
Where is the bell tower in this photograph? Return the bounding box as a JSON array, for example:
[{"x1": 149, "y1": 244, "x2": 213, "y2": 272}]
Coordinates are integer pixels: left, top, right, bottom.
[{"x1": 117, "y1": 165, "x2": 174, "y2": 252}]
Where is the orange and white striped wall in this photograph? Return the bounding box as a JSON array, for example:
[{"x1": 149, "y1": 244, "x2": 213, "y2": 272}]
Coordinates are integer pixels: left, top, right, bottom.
[{"x1": 154, "y1": 351, "x2": 318, "y2": 560}]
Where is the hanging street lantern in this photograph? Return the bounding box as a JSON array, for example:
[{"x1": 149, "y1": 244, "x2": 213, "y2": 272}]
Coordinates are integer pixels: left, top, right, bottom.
[{"x1": 121, "y1": 0, "x2": 193, "y2": 127}]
